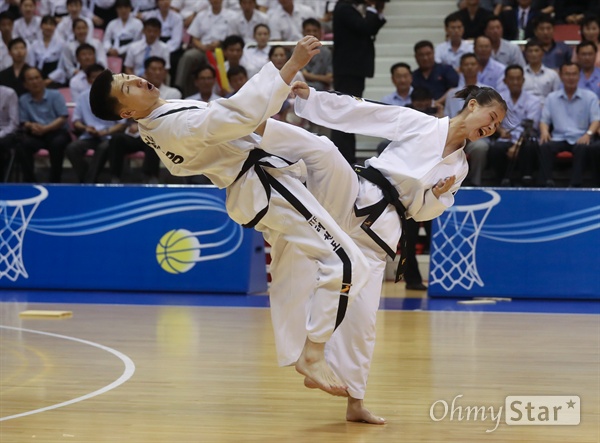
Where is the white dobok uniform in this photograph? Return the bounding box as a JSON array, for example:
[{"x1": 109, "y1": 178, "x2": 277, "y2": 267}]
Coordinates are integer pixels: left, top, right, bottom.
[
  {"x1": 257, "y1": 89, "x2": 469, "y2": 399},
  {"x1": 136, "y1": 63, "x2": 369, "y2": 347}
]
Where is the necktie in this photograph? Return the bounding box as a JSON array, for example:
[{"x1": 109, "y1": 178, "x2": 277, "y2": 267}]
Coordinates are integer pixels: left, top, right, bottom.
[
  {"x1": 137, "y1": 45, "x2": 151, "y2": 76},
  {"x1": 518, "y1": 10, "x2": 526, "y2": 40}
]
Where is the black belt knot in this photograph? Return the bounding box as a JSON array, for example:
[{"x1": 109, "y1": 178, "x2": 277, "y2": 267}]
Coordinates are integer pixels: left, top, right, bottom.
[{"x1": 354, "y1": 165, "x2": 408, "y2": 283}]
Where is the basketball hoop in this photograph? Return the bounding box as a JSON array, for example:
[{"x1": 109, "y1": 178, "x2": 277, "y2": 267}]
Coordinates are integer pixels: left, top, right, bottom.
[
  {"x1": 430, "y1": 190, "x2": 501, "y2": 291},
  {"x1": 0, "y1": 186, "x2": 48, "y2": 281}
]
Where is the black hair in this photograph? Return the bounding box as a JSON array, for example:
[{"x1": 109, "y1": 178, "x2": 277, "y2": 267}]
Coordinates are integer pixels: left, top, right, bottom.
[
  {"x1": 253, "y1": 23, "x2": 270, "y2": 35},
  {"x1": 76, "y1": 42, "x2": 95, "y2": 57},
  {"x1": 143, "y1": 17, "x2": 162, "y2": 30},
  {"x1": 390, "y1": 62, "x2": 411, "y2": 75},
  {"x1": 454, "y1": 85, "x2": 508, "y2": 114},
  {"x1": 444, "y1": 12, "x2": 463, "y2": 28},
  {"x1": 577, "y1": 40, "x2": 598, "y2": 54},
  {"x1": 222, "y1": 34, "x2": 245, "y2": 50},
  {"x1": 580, "y1": 14, "x2": 600, "y2": 36},
  {"x1": 0, "y1": 11, "x2": 15, "y2": 22},
  {"x1": 227, "y1": 65, "x2": 247, "y2": 80},
  {"x1": 413, "y1": 40, "x2": 434, "y2": 53},
  {"x1": 410, "y1": 86, "x2": 433, "y2": 102},
  {"x1": 193, "y1": 63, "x2": 216, "y2": 78},
  {"x1": 66, "y1": 0, "x2": 83, "y2": 6},
  {"x1": 484, "y1": 15, "x2": 503, "y2": 29},
  {"x1": 72, "y1": 17, "x2": 88, "y2": 30},
  {"x1": 41, "y1": 15, "x2": 57, "y2": 26},
  {"x1": 524, "y1": 38, "x2": 543, "y2": 51},
  {"x1": 8, "y1": 37, "x2": 26, "y2": 51},
  {"x1": 85, "y1": 63, "x2": 105, "y2": 79},
  {"x1": 269, "y1": 45, "x2": 289, "y2": 59},
  {"x1": 302, "y1": 18, "x2": 321, "y2": 29},
  {"x1": 532, "y1": 13, "x2": 554, "y2": 30},
  {"x1": 90, "y1": 69, "x2": 122, "y2": 121},
  {"x1": 504, "y1": 64, "x2": 524, "y2": 76},
  {"x1": 459, "y1": 52, "x2": 477, "y2": 64},
  {"x1": 144, "y1": 55, "x2": 166, "y2": 70},
  {"x1": 115, "y1": 0, "x2": 132, "y2": 8},
  {"x1": 559, "y1": 61, "x2": 580, "y2": 73}
]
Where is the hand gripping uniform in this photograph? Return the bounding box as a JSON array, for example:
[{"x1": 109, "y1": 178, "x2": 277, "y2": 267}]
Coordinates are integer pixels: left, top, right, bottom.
[
  {"x1": 136, "y1": 64, "x2": 370, "y2": 349},
  {"x1": 257, "y1": 89, "x2": 468, "y2": 399}
]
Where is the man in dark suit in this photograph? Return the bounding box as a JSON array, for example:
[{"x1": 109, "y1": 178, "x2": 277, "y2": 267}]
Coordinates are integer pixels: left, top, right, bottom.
[
  {"x1": 332, "y1": 0, "x2": 386, "y2": 164},
  {"x1": 500, "y1": 0, "x2": 541, "y2": 40}
]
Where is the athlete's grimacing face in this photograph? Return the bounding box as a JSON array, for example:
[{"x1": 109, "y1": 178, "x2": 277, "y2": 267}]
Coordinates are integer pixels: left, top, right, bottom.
[
  {"x1": 111, "y1": 73, "x2": 160, "y2": 119},
  {"x1": 464, "y1": 99, "x2": 505, "y2": 141}
]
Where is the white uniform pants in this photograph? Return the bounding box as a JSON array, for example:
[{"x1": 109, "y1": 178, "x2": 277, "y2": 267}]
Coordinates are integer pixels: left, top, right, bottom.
[
  {"x1": 244, "y1": 171, "x2": 371, "y2": 350},
  {"x1": 260, "y1": 119, "x2": 401, "y2": 399}
]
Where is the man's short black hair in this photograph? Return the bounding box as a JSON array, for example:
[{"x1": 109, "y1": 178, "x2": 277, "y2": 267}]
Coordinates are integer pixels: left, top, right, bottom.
[
  {"x1": 8, "y1": 37, "x2": 26, "y2": 51},
  {"x1": 85, "y1": 63, "x2": 105, "y2": 79},
  {"x1": 76, "y1": 42, "x2": 96, "y2": 57},
  {"x1": 504, "y1": 64, "x2": 524, "y2": 76},
  {"x1": 193, "y1": 63, "x2": 216, "y2": 78},
  {"x1": 143, "y1": 17, "x2": 162, "y2": 30},
  {"x1": 577, "y1": 40, "x2": 598, "y2": 54},
  {"x1": 302, "y1": 18, "x2": 321, "y2": 29},
  {"x1": 390, "y1": 62, "x2": 411, "y2": 75},
  {"x1": 227, "y1": 65, "x2": 247, "y2": 80},
  {"x1": 144, "y1": 55, "x2": 166, "y2": 70},
  {"x1": 90, "y1": 69, "x2": 122, "y2": 121},
  {"x1": 115, "y1": 0, "x2": 132, "y2": 8},
  {"x1": 414, "y1": 40, "x2": 434, "y2": 53},
  {"x1": 444, "y1": 12, "x2": 463, "y2": 28},
  {"x1": 222, "y1": 34, "x2": 245, "y2": 50}
]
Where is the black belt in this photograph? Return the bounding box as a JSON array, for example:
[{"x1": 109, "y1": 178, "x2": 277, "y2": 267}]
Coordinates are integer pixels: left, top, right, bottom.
[{"x1": 354, "y1": 165, "x2": 408, "y2": 283}]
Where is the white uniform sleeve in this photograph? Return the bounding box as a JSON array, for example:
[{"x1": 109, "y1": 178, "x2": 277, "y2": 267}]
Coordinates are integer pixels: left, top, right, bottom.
[
  {"x1": 186, "y1": 61, "x2": 291, "y2": 144},
  {"x1": 411, "y1": 172, "x2": 466, "y2": 222},
  {"x1": 295, "y1": 88, "x2": 435, "y2": 141}
]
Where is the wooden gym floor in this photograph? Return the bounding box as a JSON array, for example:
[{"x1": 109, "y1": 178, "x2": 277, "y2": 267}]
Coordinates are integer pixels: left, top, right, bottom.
[{"x1": 1, "y1": 287, "x2": 599, "y2": 443}]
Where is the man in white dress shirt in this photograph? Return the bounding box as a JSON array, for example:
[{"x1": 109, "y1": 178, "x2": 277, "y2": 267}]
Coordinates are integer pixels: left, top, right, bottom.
[
  {"x1": 124, "y1": 18, "x2": 170, "y2": 76},
  {"x1": 268, "y1": 0, "x2": 315, "y2": 41},
  {"x1": 434, "y1": 12, "x2": 473, "y2": 71},
  {"x1": 229, "y1": 0, "x2": 268, "y2": 43},
  {"x1": 175, "y1": 0, "x2": 235, "y2": 97}
]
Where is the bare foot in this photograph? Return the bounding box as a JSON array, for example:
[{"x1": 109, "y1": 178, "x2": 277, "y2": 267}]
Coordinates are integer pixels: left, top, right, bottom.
[
  {"x1": 346, "y1": 397, "x2": 386, "y2": 425},
  {"x1": 304, "y1": 376, "x2": 317, "y2": 389},
  {"x1": 295, "y1": 338, "x2": 348, "y2": 397}
]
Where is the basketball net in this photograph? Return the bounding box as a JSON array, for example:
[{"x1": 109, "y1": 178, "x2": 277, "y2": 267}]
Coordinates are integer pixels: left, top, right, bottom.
[
  {"x1": 0, "y1": 186, "x2": 48, "y2": 281},
  {"x1": 429, "y1": 190, "x2": 500, "y2": 291}
]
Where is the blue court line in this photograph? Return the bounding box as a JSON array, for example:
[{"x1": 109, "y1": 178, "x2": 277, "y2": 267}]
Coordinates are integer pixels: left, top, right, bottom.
[{"x1": 1, "y1": 290, "x2": 599, "y2": 315}]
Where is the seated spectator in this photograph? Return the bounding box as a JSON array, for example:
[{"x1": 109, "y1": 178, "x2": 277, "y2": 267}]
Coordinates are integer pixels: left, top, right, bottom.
[
  {"x1": 445, "y1": 52, "x2": 491, "y2": 186},
  {"x1": 0, "y1": 11, "x2": 16, "y2": 71},
  {"x1": 185, "y1": 63, "x2": 220, "y2": 101},
  {"x1": 532, "y1": 14, "x2": 573, "y2": 70},
  {"x1": 576, "y1": 40, "x2": 600, "y2": 98},
  {"x1": 0, "y1": 37, "x2": 31, "y2": 96},
  {"x1": 29, "y1": 15, "x2": 65, "y2": 86},
  {"x1": 538, "y1": 62, "x2": 600, "y2": 187},
  {"x1": 171, "y1": 0, "x2": 209, "y2": 28},
  {"x1": 269, "y1": 44, "x2": 304, "y2": 120},
  {"x1": 143, "y1": 55, "x2": 181, "y2": 98},
  {"x1": 103, "y1": 0, "x2": 144, "y2": 59},
  {"x1": 175, "y1": 0, "x2": 235, "y2": 98},
  {"x1": 522, "y1": 39, "x2": 561, "y2": 105},
  {"x1": 484, "y1": 15, "x2": 526, "y2": 67},
  {"x1": 0, "y1": 85, "x2": 18, "y2": 181},
  {"x1": 222, "y1": 34, "x2": 245, "y2": 72},
  {"x1": 500, "y1": 0, "x2": 541, "y2": 41},
  {"x1": 69, "y1": 44, "x2": 103, "y2": 102},
  {"x1": 267, "y1": 0, "x2": 314, "y2": 42},
  {"x1": 471, "y1": 34, "x2": 506, "y2": 90},
  {"x1": 411, "y1": 40, "x2": 459, "y2": 101},
  {"x1": 14, "y1": 67, "x2": 71, "y2": 183},
  {"x1": 229, "y1": 0, "x2": 268, "y2": 43},
  {"x1": 65, "y1": 64, "x2": 127, "y2": 183},
  {"x1": 300, "y1": 18, "x2": 332, "y2": 91},
  {"x1": 56, "y1": 0, "x2": 94, "y2": 43},
  {"x1": 456, "y1": 0, "x2": 494, "y2": 39},
  {"x1": 573, "y1": 15, "x2": 600, "y2": 69},
  {"x1": 56, "y1": 19, "x2": 107, "y2": 85},
  {"x1": 13, "y1": 0, "x2": 42, "y2": 45},
  {"x1": 435, "y1": 12, "x2": 473, "y2": 71},
  {"x1": 240, "y1": 23, "x2": 270, "y2": 78},
  {"x1": 488, "y1": 64, "x2": 542, "y2": 186},
  {"x1": 141, "y1": 0, "x2": 184, "y2": 79},
  {"x1": 124, "y1": 18, "x2": 170, "y2": 76},
  {"x1": 381, "y1": 62, "x2": 413, "y2": 107},
  {"x1": 225, "y1": 64, "x2": 247, "y2": 97}
]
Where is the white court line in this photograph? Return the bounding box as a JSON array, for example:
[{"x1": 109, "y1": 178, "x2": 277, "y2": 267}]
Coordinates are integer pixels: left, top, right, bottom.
[{"x1": 0, "y1": 325, "x2": 136, "y2": 421}]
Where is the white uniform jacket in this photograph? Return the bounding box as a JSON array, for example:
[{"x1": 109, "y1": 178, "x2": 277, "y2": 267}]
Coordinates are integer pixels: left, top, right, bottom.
[
  {"x1": 295, "y1": 89, "x2": 468, "y2": 253},
  {"x1": 137, "y1": 62, "x2": 306, "y2": 225}
]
